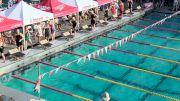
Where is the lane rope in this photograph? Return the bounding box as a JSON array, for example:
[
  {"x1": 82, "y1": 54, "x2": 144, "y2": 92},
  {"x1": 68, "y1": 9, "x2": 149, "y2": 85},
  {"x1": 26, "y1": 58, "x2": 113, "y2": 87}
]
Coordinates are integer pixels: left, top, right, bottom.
[
  {"x1": 84, "y1": 42, "x2": 180, "y2": 64},
  {"x1": 38, "y1": 61, "x2": 180, "y2": 101},
  {"x1": 100, "y1": 35, "x2": 180, "y2": 52},
  {"x1": 119, "y1": 29, "x2": 180, "y2": 41},
  {"x1": 12, "y1": 75, "x2": 92, "y2": 101}
]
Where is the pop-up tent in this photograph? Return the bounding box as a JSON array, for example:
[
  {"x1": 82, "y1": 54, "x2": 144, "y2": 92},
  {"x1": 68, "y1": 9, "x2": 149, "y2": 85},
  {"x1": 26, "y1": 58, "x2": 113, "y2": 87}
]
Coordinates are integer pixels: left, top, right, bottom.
[
  {"x1": 34, "y1": 0, "x2": 78, "y2": 17},
  {"x1": 0, "y1": 1, "x2": 54, "y2": 25},
  {"x1": 0, "y1": 16, "x2": 22, "y2": 32},
  {"x1": 96, "y1": 0, "x2": 113, "y2": 6},
  {"x1": 61, "y1": 0, "x2": 98, "y2": 11}
]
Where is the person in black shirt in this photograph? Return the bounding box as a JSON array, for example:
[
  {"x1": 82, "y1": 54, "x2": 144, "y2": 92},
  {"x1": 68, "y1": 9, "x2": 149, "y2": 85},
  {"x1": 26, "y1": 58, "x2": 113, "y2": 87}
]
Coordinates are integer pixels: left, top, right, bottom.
[
  {"x1": 91, "y1": 11, "x2": 96, "y2": 30},
  {"x1": 104, "y1": 8, "x2": 109, "y2": 22},
  {"x1": 70, "y1": 16, "x2": 77, "y2": 35}
]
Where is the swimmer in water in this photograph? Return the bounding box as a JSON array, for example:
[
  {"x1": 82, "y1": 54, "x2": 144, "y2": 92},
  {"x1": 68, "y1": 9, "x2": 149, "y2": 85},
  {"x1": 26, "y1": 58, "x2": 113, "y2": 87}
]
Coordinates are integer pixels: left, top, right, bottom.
[{"x1": 101, "y1": 92, "x2": 110, "y2": 101}]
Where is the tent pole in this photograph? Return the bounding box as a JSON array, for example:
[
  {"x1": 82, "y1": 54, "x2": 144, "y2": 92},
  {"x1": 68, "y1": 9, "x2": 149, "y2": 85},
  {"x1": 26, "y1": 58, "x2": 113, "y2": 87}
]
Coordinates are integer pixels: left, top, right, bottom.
[
  {"x1": 77, "y1": 12, "x2": 80, "y2": 31},
  {"x1": 22, "y1": 25, "x2": 25, "y2": 50}
]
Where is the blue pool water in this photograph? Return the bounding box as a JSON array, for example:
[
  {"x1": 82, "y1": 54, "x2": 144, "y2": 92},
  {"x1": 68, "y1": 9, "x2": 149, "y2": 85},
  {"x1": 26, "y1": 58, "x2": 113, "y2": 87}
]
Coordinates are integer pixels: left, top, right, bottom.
[{"x1": 1, "y1": 12, "x2": 180, "y2": 101}]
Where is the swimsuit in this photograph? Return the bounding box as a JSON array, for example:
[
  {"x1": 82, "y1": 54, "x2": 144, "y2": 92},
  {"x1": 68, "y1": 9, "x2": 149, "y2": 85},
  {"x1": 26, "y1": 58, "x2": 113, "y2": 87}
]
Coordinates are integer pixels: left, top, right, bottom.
[{"x1": 16, "y1": 35, "x2": 23, "y2": 47}]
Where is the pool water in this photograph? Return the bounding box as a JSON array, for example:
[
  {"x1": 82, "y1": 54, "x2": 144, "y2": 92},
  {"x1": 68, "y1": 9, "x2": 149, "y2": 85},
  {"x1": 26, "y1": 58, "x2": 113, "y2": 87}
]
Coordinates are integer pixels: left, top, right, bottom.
[{"x1": 1, "y1": 12, "x2": 180, "y2": 101}]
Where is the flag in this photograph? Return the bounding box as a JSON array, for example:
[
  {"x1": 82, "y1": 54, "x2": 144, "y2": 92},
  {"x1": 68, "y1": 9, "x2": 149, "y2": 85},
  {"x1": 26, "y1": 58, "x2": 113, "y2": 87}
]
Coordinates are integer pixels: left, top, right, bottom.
[
  {"x1": 55, "y1": 68, "x2": 59, "y2": 73},
  {"x1": 105, "y1": 46, "x2": 108, "y2": 53},
  {"x1": 34, "y1": 75, "x2": 41, "y2": 93},
  {"x1": 41, "y1": 73, "x2": 46, "y2": 79},
  {"x1": 101, "y1": 48, "x2": 104, "y2": 55},
  {"x1": 88, "y1": 54, "x2": 91, "y2": 61},
  {"x1": 49, "y1": 70, "x2": 54, "y2": 76},
  {"x1": 83, "y1": 56, "x2": 87, "y2": 63},
  {"x1": 121, "y1": 38, "x2": 124, "y2": 45},
  {"x1": 116, "y1": 42, "x2": 119, "y2": 48},
  {"x1": 77, "y1": 58, "x2": 82, "y2": 64},
  {"x1": 119, "y1": 40, "x2": 122, "y2": 46},
  {"x1": 127, "y1": 36, "x2": 131, "y2": 41},
  {"x1": 92, "y1": 52, "x2": 96, "y2": 59},
  {"x1": 97, "y1": 50, "x2": 100, "y2": 56},
  {"x1": 108, "y1": 45, "x2": 112, "y2": 51}
]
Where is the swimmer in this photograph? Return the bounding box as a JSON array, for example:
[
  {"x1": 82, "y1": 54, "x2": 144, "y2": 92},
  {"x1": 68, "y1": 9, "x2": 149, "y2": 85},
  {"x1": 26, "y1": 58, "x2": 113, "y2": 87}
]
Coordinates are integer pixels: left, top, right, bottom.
[{"x1": 101, "y1": 92, "x2": 110, "y2": 101}]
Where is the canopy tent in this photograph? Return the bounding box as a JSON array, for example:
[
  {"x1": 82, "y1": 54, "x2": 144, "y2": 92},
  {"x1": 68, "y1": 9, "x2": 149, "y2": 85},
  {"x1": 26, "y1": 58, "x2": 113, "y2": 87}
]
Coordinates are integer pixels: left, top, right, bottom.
[
  {"x1": 95, "y1": 0, "x2": 113, "y2": 6},
  {"x1": 34, "y1": 0, "x2": 78, "y2": 17},
  {"x1": 0, "y1": 1, "x2": 54, "y2": 25},
  {"x1": 0, "y1": 16, "x2": 22, "y2": 32},
  {"x1": 61, "y1": 0, "x2": 98, "y2": 11}
]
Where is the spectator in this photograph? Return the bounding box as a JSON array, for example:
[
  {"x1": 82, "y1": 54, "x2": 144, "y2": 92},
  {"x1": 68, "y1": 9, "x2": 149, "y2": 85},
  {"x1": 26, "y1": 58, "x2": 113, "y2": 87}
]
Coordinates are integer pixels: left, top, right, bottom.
[{"x1": 0, "y1": 33, "x2": 5, "y2": 63}]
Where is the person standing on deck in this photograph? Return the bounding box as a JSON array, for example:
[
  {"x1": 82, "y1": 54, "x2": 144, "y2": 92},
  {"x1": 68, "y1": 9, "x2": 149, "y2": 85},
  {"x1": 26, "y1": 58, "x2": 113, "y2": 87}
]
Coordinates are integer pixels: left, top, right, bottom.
[
  {"x1": 173, "y1": 0, "x2": 179, "y2": 11},
  {"x1": 70, "y1": 15, "x2": 77, "y2": 35},
  {"x1": 44, "y1": 22, "x2": 50, "y2": 41},
  {"x1": 0, "y1": 33, "x2": 5, "y2": 63},
  {"x1": 127, "y1": 0, "x2": 133, "y2": 14},
  {"x1": 119, "y1": 1, "x2": 124, "y2": 18},
  {"x1": 90, "y1": 11, "x2": 97, "y2": 30},
  {"x1": 15, "y1": 29, "x2": 24, "y2": 52},
  {"x1": 111, "y1": 3, "x2": 116, "y2": 19},
  {"x1": 8, "y1": 0, "x2": 14, "y2": 8},
  {"x1": 24, "y1": 27, "x2": 33, "y2": 50},
  {"x1": 49, "y1": 20, "x2": 56, "y2": 41},
  {"x1": 104, "y1": 8, "x2": 109, "y2": 22}
]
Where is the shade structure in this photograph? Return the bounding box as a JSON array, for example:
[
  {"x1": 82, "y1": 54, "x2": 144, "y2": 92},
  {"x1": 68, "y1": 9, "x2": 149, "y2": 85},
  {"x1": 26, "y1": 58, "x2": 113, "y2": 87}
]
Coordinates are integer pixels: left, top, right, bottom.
[
  {"x1": 96, "y1": 0, "x2": 113, "y2": 6},
  {"x1": 0, "y1": 16, "x2": 22, "y2": 32},
  {"x1": 61, "y1": 0, "x2": 98, "y2": 11},
  {"x1": 34, "y1": 0, "x2": 78, "y2": 17},
  {"x1": 0, "y1": 1, "x2": 54, "y2": 25}
]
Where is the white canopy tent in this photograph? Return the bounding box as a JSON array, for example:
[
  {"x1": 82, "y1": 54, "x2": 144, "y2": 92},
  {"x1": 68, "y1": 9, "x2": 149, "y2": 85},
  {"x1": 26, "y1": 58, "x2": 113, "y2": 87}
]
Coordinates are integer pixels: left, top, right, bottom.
[
  {"x1": 61, "y1": 0, "x2": 98, "y2": 11},
  {"x1": 0, "y1": 1, "x2": 54, "y2": 25}
]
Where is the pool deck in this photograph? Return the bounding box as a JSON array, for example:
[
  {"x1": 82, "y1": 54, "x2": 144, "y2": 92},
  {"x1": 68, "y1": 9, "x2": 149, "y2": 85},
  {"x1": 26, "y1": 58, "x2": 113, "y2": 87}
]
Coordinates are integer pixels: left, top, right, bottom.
[{"x1": 0, "y1": 11, "x2": 145, "y2": 76}]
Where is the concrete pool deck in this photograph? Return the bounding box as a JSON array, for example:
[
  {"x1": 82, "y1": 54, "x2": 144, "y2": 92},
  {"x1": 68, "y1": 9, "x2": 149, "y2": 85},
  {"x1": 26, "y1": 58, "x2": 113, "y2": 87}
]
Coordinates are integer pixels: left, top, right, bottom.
[{"x1": 0, "y1": 11, "x2": 145, "y2": 76}]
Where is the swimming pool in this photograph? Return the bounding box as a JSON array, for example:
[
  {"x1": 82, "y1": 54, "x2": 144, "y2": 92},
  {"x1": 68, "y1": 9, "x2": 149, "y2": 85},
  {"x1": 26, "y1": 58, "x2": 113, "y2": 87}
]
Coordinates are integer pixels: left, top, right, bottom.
[{"x1": 1, "y1": 12, "x2": 180, "y2": 101}]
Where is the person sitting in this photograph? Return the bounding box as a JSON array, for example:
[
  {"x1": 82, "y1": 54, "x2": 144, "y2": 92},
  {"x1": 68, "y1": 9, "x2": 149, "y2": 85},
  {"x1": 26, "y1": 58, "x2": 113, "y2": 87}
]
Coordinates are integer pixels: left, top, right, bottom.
[{"x1": 0, "y1": 33, "x2": 5, "y2": 63}]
